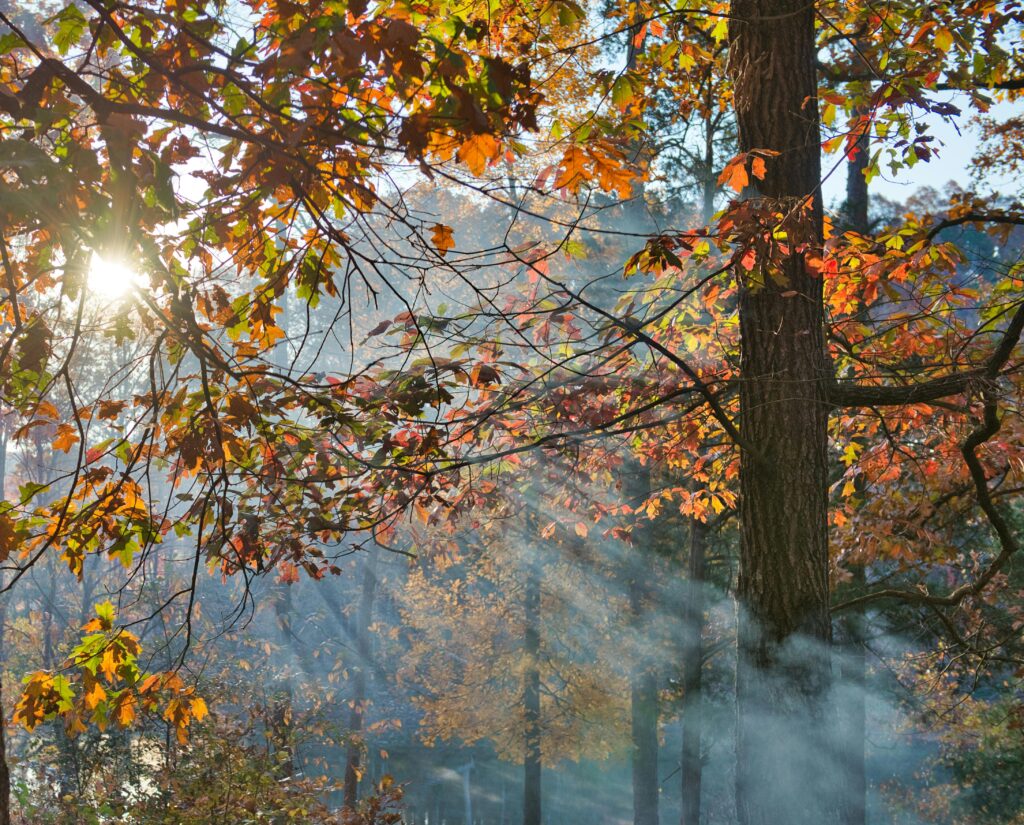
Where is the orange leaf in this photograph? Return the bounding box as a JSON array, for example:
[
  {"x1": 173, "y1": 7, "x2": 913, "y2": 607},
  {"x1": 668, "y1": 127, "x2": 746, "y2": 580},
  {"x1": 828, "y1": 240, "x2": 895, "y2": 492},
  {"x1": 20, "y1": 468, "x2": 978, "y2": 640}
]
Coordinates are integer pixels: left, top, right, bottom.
[
  {"x1": 52, "y1": 423, "x2": 79, "y2": 453},
  {"x1": 116, "y1": 694, "x2": 137, "y2": 726},
  {"x1": 430, "y1": 223, "x2": 455, "y2": 256},
  {"x1": 717, "y1": 155, "x2": 749, "y2": 192},
  {"x1": 100, "y1": 648, "x2": 118, "y2": 682},
  {"x1": 458, "y1": 133, "x2": 500, "y2": 176},
  {"x1": 554, "y1": 145, "x2": 587, "y2": 191},
  {"x1": 84, "y1": 680, "x2": 106, "y2": 710}
]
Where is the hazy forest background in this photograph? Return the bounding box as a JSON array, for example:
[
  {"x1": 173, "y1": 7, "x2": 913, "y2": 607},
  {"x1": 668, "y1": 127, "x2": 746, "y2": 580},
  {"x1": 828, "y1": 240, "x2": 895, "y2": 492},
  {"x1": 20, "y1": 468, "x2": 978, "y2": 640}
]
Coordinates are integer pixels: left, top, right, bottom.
[{"x1": 1, "y1": 0, "x2": 1023, "y2": 823}]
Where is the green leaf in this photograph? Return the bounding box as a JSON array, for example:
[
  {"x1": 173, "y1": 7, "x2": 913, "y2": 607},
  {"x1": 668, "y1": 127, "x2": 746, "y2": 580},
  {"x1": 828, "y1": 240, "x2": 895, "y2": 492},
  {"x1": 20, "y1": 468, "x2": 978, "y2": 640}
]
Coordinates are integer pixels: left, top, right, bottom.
[{"x1": 52, "y1": 5, "x2": 88, "y2": 56}]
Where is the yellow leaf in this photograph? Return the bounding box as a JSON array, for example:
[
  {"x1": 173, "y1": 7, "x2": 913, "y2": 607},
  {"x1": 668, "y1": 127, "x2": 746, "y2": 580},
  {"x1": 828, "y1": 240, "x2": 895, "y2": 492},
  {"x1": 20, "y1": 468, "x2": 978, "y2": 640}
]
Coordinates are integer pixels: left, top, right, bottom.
[{"x1": 191, "y1": 696, "x2": 208, "y2": 721}]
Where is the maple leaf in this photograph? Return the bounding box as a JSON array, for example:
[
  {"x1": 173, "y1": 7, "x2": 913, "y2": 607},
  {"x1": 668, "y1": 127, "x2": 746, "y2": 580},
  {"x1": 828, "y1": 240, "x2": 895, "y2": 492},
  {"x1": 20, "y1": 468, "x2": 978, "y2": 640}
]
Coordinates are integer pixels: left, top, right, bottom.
[
  {"x1": 718, "y1": 155, "x2": 749, "y2": 192},
  {"x1": 191, "y1": 696, "x2": 208, "y2": 721},
  {"x1": 458, "y1": 133, "x2": 500, "y2": 176},
  {"x1": 554, "y1": 145, "x2": 587, "y2": 191},
  {"x1": 116, "y1": 694, "x2": 137, "y2": 726},
  {"x1": 52, "y1": 423, "x2": 79, "y2": 453},
  {"x1": 431, "y1": 223, "x2": 455, "y2": 256},
  {"x1": 84, "y1": 680, "x2": 106, "y2": 710},
  {"x1": 100, "y1": 648, "x2": 119, "y2": 682}
]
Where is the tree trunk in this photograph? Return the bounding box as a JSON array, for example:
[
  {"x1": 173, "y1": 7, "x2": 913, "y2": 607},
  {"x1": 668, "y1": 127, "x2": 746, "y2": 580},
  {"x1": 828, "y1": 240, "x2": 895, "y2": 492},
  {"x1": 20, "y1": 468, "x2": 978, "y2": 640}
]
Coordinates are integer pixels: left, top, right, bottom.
[
  {"x1": 0, "y1": 589, "x2": 9, "y2": 825},
  {"x1": 523, "y1": 564, "x2": 542, "y2": 825},
  {"x1": 344, "y1": 554, "x2": 378, "y2": 810},
  {"x1": 843, "y1": 112, "x2": 870, "y2": 234},
  {"x1": 0, "y1": 676, "x2": 8, "y2": 825},
  {"x1": 680, "y1": 517, "x2": 707, "y2": 825},
  {"x1": 0, "y1": 429, "x2": 10, "y2": 825},
  {"x1": 269, "y1": 583, "x2": 297, "y2": 782},
  {"x1": 839, "y1": 100, "x2": 869, "y2": 825},
  {"x1": 728, "y1": 2, "x2": 838, "y2": 823},
  {"x1": 838, "y1": 571, "x2": 867, "y2": 825},
  {"x1": 461, "y1": 761, "x2": 474, "y2": 825},
  {"x1": 631, "y1": 663, "x2": 660, "y2": 825},
  {"x1": 624, "y1": 462, "x2": 659, "y2": 825}
]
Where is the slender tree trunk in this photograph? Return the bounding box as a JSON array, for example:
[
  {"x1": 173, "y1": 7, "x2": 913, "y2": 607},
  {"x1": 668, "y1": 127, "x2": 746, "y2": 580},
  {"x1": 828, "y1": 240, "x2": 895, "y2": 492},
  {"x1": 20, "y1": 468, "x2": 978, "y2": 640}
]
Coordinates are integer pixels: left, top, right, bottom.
[
  {"x1": 680, "y1": 517, "x2": 707, "y2": 825},
  {"x1": 523, "y1": 564, "x2": 542, "y2": 825},
  {"x1": 843, "y1": 114, "x2": 870, "y2": 234},
  {"x1": 0, "y1": 675, "x2": 8, "y2": 825},
  {"x1": 679, "y1": 125, "x2": 718, "y2": 825},
  {"x1": 631, "y1": 658, "x2": 659, "y2": 825},
  {"x1": 624, "y1": 462, "x2": 659, "y2": 825},
  {"x1": 702, "y1": 92, "x2": 717, "y2": 223},
  {"x1": 728, "y1": 2, "x2": 838, "y2": 823},
  {"x1": 0, "y1": 593, "x2": 9, "y2": 825},
  {"x1": 270, "y1": 587, "x2": 296, "y2": 782},
  {"x1": 461, "y1": 761, "x2": 474, "y2": 825},
  {"x1": 0, "y1": 429, "x2": 10, "y2": 825},
  {"x1": 838, "y1": 568, "x2": 867, "y2": 825},
  {"x1": 839, "y1": 101, "x2": 870, "y2": 825},
  {"x1": 344, "y1": 554, "x2": 378, "y2": 810}
]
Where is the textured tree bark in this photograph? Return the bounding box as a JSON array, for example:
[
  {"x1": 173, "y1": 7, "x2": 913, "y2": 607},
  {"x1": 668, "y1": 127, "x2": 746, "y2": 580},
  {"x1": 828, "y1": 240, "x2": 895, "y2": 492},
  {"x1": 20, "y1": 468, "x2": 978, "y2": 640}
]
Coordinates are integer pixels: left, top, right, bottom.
[
  {"x1": 523, "y1": 565, "x2": 542, "y2": 825},
  {"x1": 344, "y1": 554, "x2": 378, "y2": 810},
  {"x1": 728, "y1": 1, "x2": 838, "y2": 822},
  {"x1": 679, "y1": 517, "x2": 707, "y2": 825}
]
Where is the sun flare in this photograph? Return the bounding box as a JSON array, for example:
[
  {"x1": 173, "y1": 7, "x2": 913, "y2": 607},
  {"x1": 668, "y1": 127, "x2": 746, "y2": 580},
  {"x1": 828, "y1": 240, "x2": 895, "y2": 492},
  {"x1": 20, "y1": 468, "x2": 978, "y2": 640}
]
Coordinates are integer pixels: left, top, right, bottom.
[{"x1": 87, "y1": 253, "x2": 145, "y2": 299}]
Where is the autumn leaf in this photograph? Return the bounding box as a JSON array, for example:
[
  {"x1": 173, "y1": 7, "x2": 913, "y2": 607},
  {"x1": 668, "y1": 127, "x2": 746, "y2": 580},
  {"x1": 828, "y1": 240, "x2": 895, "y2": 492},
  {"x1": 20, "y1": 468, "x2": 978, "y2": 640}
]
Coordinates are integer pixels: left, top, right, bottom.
[
  {"x1": 116, "y1": 694, "x2": 137, "y2": 726},
  {"x1": 0, "y1": 513, "x2": 17, "y2": 563},
  {"x1": 718, "y1": 155, "x2": 749, "y2": 192},
  {"x1": 52, "y1": 423, "x2": 79, "y2": 453},
  {"x1": 458, "y1": 133, "x2": 500, "y2": 176},
  {"x1": 191, "y1": 696, "x2": 208, "y2": 721},
  {"x1": 554, "y1": 145, "x2": 587, "y2": 191},
  {"x1": 431, "y1": 223, "x2": 455, "y2": 256},
  {"x1": 84, "y1": 680, "x2": 106, "y2": 710},
  {"x1": 96, "y1": 399, "x2": 127, "y2": 420},
  {"x1": 100, "y1": 648, "x2": 118, "y2": 682}
]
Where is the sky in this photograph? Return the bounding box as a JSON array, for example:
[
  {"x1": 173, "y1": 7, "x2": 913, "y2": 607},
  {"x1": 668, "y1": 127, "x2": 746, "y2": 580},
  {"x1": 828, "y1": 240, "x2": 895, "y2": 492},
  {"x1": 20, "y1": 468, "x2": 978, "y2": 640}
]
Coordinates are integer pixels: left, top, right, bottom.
[{"x1": 821, "y1": 96, "x2": 1024, "y2": 210}]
